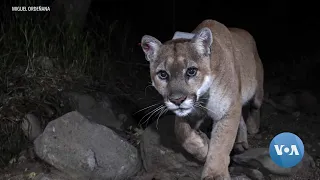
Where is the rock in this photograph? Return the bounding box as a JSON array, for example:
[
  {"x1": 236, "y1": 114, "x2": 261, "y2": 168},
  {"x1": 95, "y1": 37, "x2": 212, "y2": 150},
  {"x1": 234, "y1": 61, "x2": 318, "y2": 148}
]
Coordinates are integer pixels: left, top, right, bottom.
[
  {"x1": 230, "y1": 166, "x2": 264, "y2": 180},
  {"x1": 232, "y1": 148, "x2": 315, "y2": 176},
  {"x1": 34, "y1": 111, "x2": 141, "y2": 180},
  {"x1": 21, "y1": 113, "x2": 42, "y2": 141},
  {"x1": 66, "y1": 92, "x2": 123, "y2": 129}
]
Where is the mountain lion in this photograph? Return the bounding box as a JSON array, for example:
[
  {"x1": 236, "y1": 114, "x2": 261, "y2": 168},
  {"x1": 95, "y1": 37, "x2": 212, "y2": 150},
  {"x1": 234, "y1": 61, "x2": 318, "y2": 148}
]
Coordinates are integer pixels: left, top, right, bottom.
[{"x1": 140, "y1": 19, "x2": 264, "y2": 180}]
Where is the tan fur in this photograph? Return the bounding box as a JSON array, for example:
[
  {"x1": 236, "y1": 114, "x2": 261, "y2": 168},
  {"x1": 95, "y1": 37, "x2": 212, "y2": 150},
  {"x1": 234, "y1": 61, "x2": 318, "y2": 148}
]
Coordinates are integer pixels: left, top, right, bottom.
[{"x1": 141, "y1": 19, "x2": 264, "y2": 180}]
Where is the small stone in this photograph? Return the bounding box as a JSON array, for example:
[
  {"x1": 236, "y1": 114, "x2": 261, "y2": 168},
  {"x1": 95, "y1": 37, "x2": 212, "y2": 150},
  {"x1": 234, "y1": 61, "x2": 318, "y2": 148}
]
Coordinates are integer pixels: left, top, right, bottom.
[
  {"x1": 17, "y1": 150, "x2": 28, "y2": 163},
  {"x1": 21, "y1": 113, "x2": 42, "y2": 141},
  {"x1": 9, "y1": 157, "x2": 17, "y2": 165}
]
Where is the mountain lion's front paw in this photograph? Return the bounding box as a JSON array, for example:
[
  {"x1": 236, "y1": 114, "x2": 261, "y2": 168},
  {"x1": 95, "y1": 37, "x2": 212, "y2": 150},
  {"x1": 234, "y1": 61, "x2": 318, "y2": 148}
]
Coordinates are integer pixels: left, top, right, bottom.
[{"x1": 201, "y1": 155, "x2": 231, "y2": 180}]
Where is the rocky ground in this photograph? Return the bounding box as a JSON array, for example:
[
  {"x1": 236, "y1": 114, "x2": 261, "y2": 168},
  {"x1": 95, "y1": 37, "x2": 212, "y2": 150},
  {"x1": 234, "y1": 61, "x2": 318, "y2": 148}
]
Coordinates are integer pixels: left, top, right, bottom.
[{"x1": 0, "y1": 55, "x2": 320, "y2": 180}]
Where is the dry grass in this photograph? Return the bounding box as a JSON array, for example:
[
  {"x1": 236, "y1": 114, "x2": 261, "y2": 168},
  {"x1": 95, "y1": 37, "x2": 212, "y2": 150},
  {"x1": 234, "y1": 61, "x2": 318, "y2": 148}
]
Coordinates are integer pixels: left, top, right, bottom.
[{"x1": 0, "y1": 2, "x2": 135, "y2": 167}]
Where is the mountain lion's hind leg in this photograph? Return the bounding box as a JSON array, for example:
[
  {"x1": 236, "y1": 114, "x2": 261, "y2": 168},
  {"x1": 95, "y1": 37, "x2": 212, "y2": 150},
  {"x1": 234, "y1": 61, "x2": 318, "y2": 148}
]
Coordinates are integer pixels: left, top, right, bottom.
[
  {"x1": 246, "y1": 86, "x2": 263, "y2": 135},
  {"x1": 233, "y1": 115, "x2": 249, "y2": 153}
]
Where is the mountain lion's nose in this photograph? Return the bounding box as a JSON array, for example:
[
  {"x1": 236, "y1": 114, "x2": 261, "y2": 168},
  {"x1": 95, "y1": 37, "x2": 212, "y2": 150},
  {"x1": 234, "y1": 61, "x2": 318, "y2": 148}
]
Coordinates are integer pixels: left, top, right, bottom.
[{"x1": 169, "y1": 95, "x2": 187, "y2": 106}]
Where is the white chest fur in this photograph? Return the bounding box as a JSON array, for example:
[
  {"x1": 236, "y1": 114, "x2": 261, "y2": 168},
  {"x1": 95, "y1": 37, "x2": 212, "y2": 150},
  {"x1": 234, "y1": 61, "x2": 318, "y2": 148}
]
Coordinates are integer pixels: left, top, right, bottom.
[{"x1": 205, "y1": 84, "x2": 232, "y2": 121}]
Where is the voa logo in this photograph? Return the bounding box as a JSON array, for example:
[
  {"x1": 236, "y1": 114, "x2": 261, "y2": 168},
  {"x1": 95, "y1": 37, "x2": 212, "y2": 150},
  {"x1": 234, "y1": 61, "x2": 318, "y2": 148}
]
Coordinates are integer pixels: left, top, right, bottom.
[
  {"x1": 274, "y1": 144, "x2": 300, "y2": 156},
  {"x1": 269, "y1": 132, "x2": 304, "y2": 168}
]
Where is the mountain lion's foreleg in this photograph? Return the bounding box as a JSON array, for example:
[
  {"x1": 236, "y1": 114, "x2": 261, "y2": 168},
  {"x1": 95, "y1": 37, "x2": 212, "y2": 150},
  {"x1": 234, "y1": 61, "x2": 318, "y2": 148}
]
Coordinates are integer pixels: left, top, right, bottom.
[
  {"x1": 201, "y1": 105, "x2": 241, "y2": 180},
  {"x1": 174, "y1": 116, "x2": 209, "y2": 162}
]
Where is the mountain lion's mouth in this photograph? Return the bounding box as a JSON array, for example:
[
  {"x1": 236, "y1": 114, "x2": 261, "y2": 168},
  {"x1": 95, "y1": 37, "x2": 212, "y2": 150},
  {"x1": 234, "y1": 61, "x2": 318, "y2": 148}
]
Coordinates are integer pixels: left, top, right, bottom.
[
  {"x1": 172, "y1": 107, "x2": 190, "y2": 111},
  {"x1": 164, "y1": 97, "x2": 194, "y2": 117},
  {"x1": 173, "y1": 107, "x2": 193, "y2": 117}
]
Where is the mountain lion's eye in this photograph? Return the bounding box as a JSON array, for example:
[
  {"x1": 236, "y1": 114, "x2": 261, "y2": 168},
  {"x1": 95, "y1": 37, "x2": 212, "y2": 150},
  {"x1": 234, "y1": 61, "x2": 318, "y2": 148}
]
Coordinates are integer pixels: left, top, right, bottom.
[
  {"x1": 157, "y1": 70, "x2": 169, "y2": 80},
  {"x1": 186, "y1": 67, "x2": 198, "y2": 77}
]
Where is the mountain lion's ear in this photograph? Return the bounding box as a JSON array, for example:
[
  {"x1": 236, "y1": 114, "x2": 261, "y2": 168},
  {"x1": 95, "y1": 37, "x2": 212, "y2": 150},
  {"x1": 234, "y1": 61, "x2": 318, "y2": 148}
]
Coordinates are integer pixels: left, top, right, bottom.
[
  {"x1": 141, "y1": 35, "x2": 162, "y2": 62},
  {"x1": 191, "y1": 27, "x2": 213, "y2": 56}
]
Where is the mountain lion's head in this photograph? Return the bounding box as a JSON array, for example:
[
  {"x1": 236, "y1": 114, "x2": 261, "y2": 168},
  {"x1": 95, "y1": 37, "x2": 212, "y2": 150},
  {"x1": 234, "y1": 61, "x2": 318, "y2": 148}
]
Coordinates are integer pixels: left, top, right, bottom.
[{"x1": 141, "y1": 28, "x2": 214, "y2": 117}]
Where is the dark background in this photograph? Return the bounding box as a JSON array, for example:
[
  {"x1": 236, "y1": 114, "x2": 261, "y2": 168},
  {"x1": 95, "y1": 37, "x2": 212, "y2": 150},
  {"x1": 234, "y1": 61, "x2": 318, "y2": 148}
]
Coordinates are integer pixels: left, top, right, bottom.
[
  {"x1": 7, "y1": 0, "x2": 320, "y2": 63},
  {"x1": 91, "y1": 0, "x2": 320, "y2": 63}
]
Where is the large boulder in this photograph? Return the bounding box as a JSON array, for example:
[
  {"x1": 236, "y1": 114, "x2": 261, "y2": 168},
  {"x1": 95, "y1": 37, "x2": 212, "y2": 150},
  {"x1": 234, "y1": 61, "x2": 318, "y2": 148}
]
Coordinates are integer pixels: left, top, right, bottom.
[{"x1": 34, "y1": 111, "x2": 141, "y2": 180}]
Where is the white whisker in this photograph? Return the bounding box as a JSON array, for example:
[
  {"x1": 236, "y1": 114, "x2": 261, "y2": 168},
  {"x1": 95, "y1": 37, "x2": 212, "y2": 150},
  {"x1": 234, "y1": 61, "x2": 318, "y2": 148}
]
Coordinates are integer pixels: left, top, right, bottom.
[
  {"x1": 134, "y1": 102, "x2": 162, "y2": 115},
  {"x1": 155, "y1": 108, "x2": 168, "y2": 130},
  {"x1": 140, "y1": 105, "x2": 165, "y2": 126},
  {"x1": 138, "y1": 105, "x2": 163, "y2": 126}
]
